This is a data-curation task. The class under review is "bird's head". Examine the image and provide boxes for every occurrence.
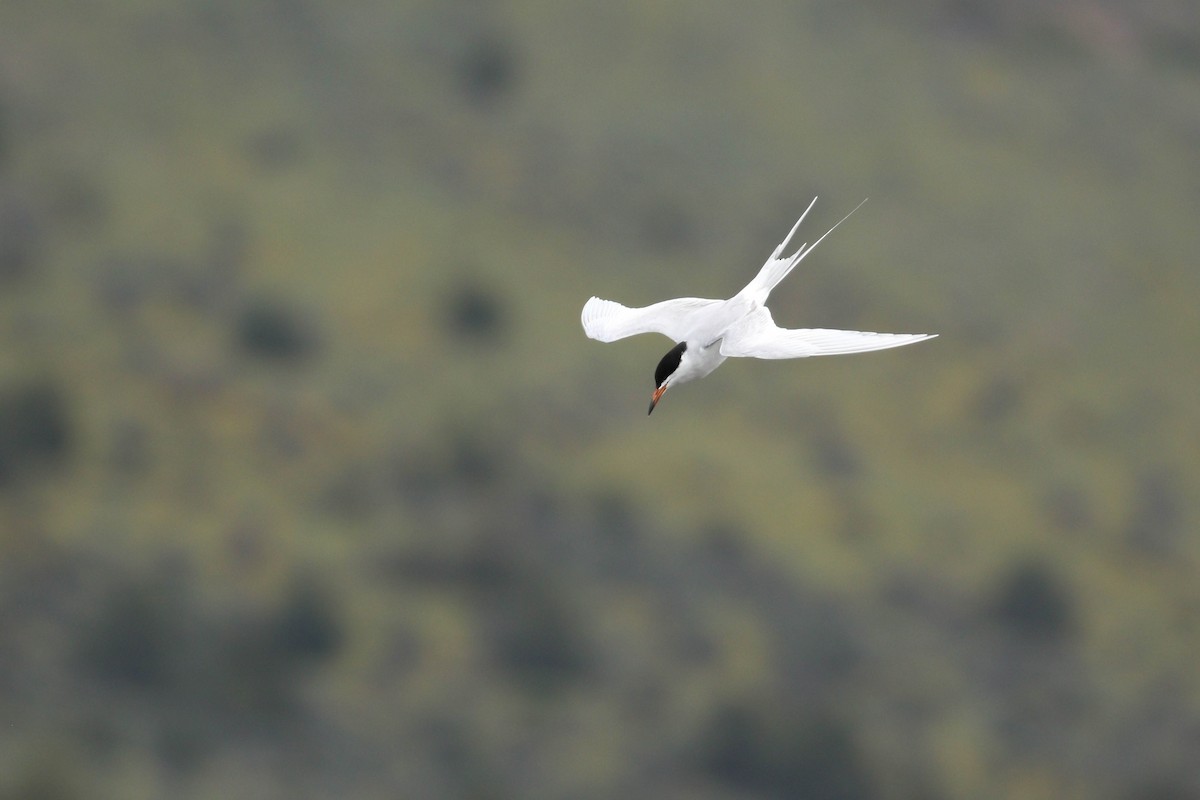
[649,342,687,415]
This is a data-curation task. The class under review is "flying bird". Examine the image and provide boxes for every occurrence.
[581,198,936,414]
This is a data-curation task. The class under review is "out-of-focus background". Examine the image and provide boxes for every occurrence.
[1,2,1198,798]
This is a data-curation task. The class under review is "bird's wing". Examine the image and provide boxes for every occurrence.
[581,296,722,343]
[719,307,936,359]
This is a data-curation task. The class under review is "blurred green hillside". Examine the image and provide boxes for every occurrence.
[1,2,1199,798]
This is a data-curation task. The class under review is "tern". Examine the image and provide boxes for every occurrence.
[581,198,937,414]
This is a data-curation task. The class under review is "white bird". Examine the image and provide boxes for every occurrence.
[581,198,937,414]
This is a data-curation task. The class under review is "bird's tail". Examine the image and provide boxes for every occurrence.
[739,198,867,303]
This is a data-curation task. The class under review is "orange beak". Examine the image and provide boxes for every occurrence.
[648,384,668,415]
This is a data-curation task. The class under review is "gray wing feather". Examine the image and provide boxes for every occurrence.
[720,307,936,359]
[581,296,722,343]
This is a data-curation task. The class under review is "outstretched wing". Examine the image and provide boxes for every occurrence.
[719,307,936,359]
[581,296,722,343]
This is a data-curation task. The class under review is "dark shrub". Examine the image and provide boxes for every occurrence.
[487,576,588,695]
[990,559,1073,641]
[0,381,73,487]
[275,575,344,663]
[235,298,318,362]
[458,34,519,108]
[74,566,319,726]
[0,194,41,285]
[809,427,861,480]
[444,279,507,344]
[77,578,181,690]
[700,701,874,800]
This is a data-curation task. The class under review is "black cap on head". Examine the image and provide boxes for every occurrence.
[654,342,687,388]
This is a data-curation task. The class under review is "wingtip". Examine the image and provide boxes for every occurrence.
[581,296,601,334]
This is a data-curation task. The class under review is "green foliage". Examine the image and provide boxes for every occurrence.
[75,563,340,726]
[483,573,589,695]
[275,573,344,663]
[989,558,1074,641]
[700,702,873,800]
[0,381,72,487]
[456,33,521,109]
[235,298,319,362]
[0,193,41,284]
[443,277,510,345]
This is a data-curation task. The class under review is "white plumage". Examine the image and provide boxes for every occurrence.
[581,198,937,413]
